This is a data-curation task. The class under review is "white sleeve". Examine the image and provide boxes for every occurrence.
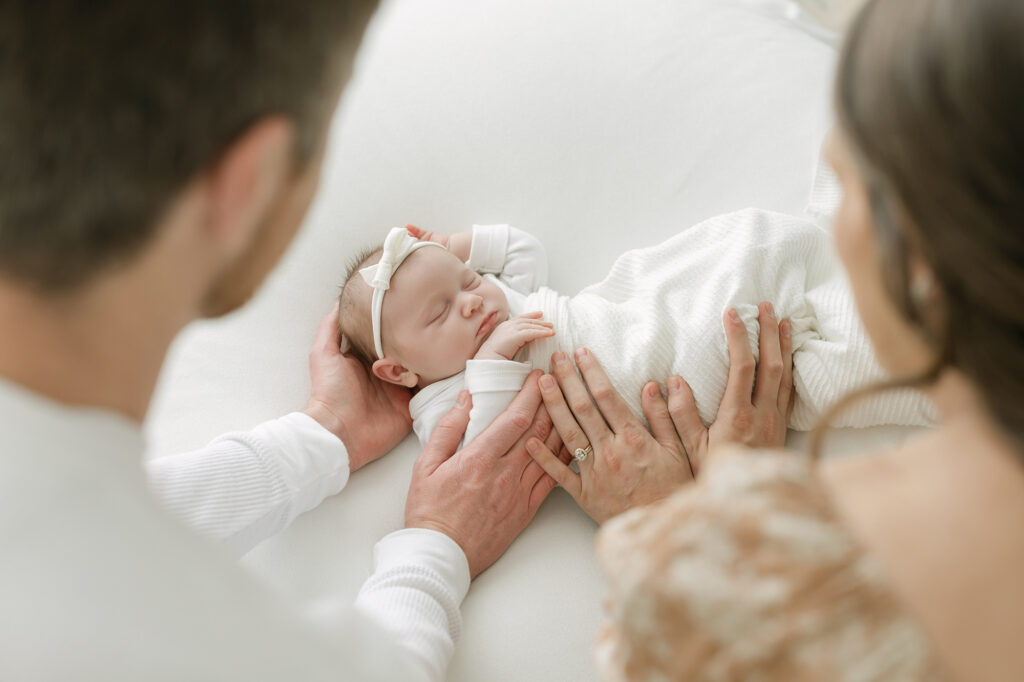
[411,361,532,448]
[352,529,471,682]
[144,412,350,556]
[146,414,472,682]
[466,223,548,294]
[462,359,533,445]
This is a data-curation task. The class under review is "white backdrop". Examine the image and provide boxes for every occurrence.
[146,1,918,679]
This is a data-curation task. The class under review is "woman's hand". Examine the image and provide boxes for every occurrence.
[667,302,794,474]
[524,348,695,524]
[524,302,794,523]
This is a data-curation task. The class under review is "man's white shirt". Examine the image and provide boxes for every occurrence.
[0,377,469,681]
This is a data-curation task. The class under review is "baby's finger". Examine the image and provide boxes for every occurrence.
[518,327,556,342]
[723,307,756,408]
[517,311,544,320]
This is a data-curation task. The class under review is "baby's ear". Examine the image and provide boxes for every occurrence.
[371,358,419,388]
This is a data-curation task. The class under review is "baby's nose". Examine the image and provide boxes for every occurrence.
[460,292,483,317]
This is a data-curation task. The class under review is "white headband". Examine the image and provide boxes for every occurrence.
[360,226,446,359]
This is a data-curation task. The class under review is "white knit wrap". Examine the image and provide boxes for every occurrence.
[524,208,936,429]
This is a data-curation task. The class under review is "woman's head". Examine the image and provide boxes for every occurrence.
[829,0,1024,448]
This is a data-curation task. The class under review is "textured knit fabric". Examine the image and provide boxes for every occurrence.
[410,211,935,444]
[524,209,935,429]
[0,376,469,682]
[595,449,947,681]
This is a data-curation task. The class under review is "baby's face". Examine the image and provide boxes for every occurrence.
[380,246,509,385]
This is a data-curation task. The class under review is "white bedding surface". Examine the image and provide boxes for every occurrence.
[145,1,921,679]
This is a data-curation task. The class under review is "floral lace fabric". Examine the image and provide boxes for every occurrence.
[595,450,946,681]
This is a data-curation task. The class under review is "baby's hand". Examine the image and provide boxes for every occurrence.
[475,312,555,361]
[405,224,449,247]
[406,224,472,262]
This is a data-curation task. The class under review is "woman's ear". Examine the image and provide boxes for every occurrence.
[372,358,419,388]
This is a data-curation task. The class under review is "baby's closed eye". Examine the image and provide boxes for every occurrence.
[429,302,448,324]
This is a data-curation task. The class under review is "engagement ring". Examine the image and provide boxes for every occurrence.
[573,445,593,462]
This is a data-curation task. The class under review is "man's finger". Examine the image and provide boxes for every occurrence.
[417,391,472,473]
[474,371,545,460]
[528,472,559,516]
[722,307,756,407]
[313,301,342,353]
[526,437,582,501]
[753,302,784,407]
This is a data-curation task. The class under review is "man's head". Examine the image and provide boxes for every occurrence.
[0,0,377,311]
[339,241,510,388]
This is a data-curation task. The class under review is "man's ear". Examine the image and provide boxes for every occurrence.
[372,358,419,388]
[203,116,294,257]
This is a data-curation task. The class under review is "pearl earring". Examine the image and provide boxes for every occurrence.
[910,275,935,308]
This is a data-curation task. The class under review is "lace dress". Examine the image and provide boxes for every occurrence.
[595,450,947,681]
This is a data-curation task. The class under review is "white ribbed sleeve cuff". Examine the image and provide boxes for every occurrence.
[464,359,533,392]
[146,412,349,555]
[354,528,471,682]
[462,359,532,445]
[467,224,511,273]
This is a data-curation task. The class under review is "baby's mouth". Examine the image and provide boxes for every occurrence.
[477,310,498,338]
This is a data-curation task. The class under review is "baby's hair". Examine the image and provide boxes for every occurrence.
[338,243,383,367]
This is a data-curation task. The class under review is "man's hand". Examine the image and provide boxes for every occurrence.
[405,224,473,262]
[405,371,564,578]
[474,312,554,361]
[303,303,413,471]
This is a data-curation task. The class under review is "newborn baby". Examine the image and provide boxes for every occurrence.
[339,212,935,446]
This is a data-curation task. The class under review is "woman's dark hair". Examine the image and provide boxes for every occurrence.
[813,0,1024,455]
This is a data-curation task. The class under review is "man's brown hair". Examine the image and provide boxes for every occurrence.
[0,0,377,292]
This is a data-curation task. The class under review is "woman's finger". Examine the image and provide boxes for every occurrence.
[666,376,707,461]
[641,382,675,446]
[574,348,637,434]
[778,319,795,417]
[722,307,756,407]
[526,437,582,501]
[753,302,784,407]
[539,373,596,465]
[549,351,612,444]
[642,382,695,477]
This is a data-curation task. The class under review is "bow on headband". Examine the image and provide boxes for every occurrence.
[360,226,446,358]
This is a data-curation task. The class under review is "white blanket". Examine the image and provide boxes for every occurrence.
[526,208,936,429]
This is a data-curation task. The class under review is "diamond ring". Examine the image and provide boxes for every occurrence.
[573,445,593,462]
